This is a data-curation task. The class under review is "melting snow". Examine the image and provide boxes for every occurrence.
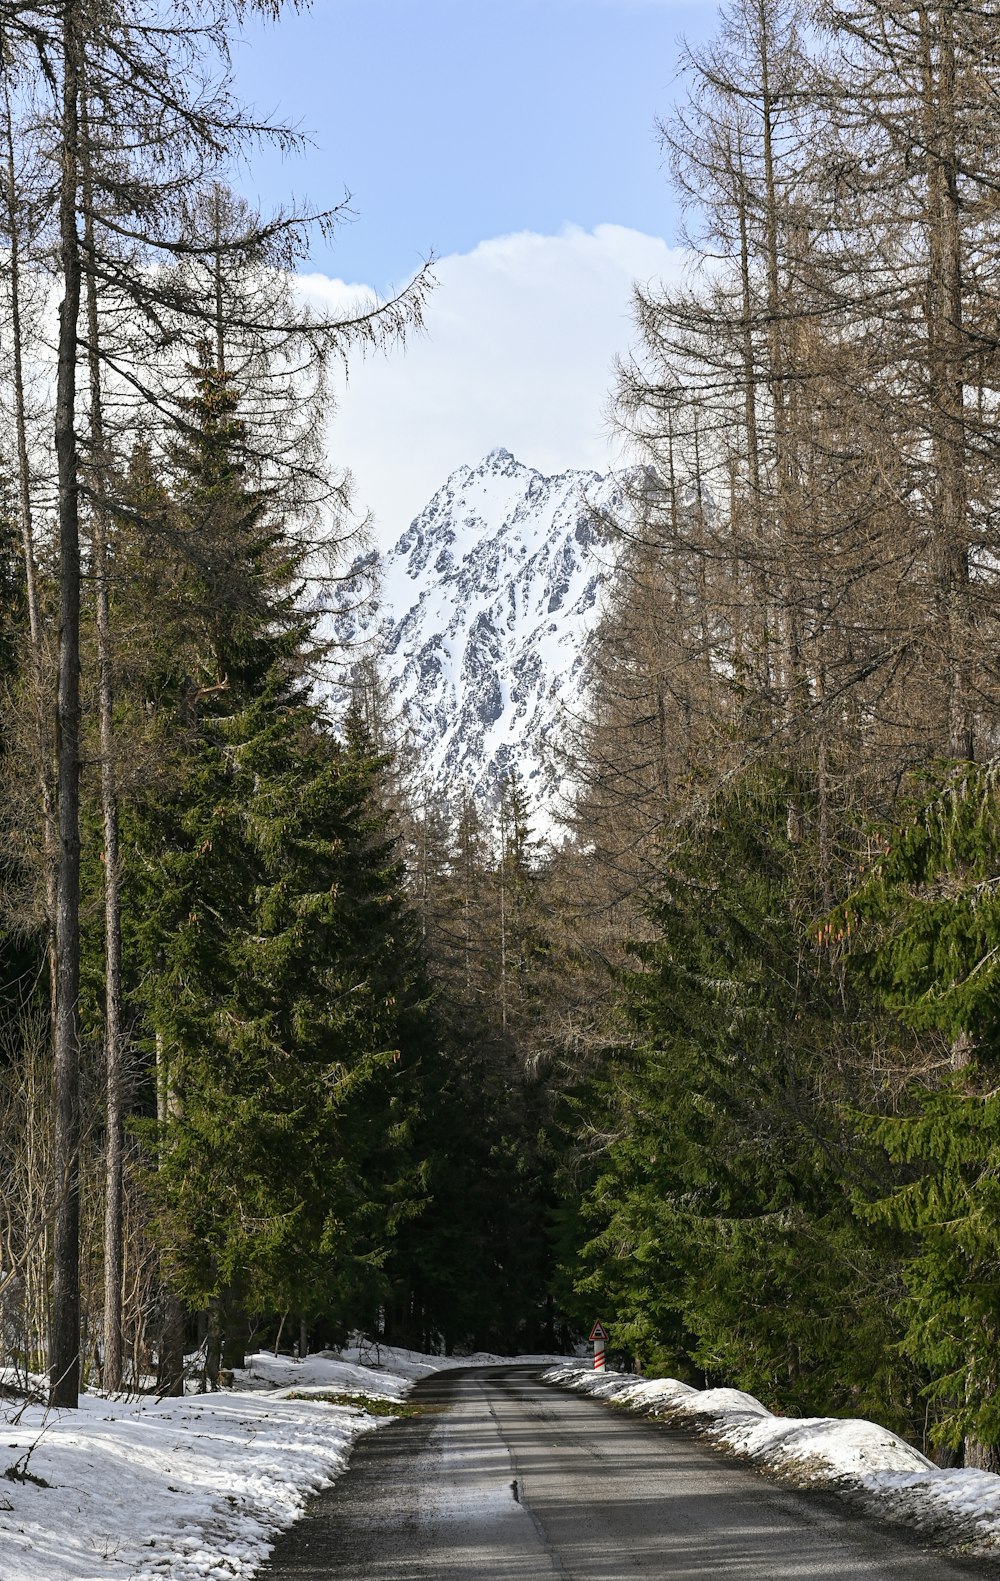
[9,1345,993,1576]
[544,1363,1000,1552]
[0,1346,566,1581]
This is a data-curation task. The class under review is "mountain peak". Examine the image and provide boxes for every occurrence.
[356,454,626,820]
[481,445,520,474]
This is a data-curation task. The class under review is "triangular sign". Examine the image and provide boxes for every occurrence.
[589,1320,609,1343]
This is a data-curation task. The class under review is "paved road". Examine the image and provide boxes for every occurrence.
[260,1366,997,1579]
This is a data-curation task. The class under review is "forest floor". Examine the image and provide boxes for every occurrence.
[0,1343,565,1581]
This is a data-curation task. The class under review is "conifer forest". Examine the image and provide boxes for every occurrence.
[5,0,1000,1487]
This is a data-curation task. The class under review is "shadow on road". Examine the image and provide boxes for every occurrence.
[258,1366,1000,1581]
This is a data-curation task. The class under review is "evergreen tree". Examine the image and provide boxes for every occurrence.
[121,364,436,1357]
[570,768,919,1427]
[841,762,1000,1465]
[134,704,433,1333]
[379,784,569,1354]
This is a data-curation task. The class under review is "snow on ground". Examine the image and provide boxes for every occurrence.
[335,1340,567,1382]
[544,1363,1000,1555]
[8,1344,996,1575]
[0,1345,566,1581]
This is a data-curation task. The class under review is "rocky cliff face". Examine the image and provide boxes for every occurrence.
[354,447,623,812]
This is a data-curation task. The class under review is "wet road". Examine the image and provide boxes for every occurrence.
[259,1366,997,1579]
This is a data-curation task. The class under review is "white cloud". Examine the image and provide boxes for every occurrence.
[298,224,690,547]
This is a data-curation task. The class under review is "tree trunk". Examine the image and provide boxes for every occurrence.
[155,1031,185,1397]
[920,4,972,760]
[50,3,83,1412]
[205,1298,222,1390]
[82,106,126,1398]
[756,0,803,833]
[3,81,58,1022]
[964,1438,1000,1473]
[734,127,771,702]
[158,1293,185,1398]
[222,1304,247,1373]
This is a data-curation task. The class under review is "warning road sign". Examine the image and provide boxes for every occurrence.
[589,1320,609,1343]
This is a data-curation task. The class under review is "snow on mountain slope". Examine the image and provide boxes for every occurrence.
[355,447,624,814]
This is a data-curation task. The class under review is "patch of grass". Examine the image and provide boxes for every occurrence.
[285,1390,423,1418]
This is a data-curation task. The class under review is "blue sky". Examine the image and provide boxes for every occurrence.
[233,0,714,286]
[230,0,715,537]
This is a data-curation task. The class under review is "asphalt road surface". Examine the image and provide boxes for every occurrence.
[259,1366,997,1580]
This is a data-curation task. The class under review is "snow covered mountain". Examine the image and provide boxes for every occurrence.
[352,447,625,814]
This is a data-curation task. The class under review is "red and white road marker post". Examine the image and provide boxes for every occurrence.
[589,1319,609,1371]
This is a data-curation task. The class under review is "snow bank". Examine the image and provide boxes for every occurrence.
[543,1363,1000,1552]
[0,1348,407,1581]
[0,1384,373,1581]
[334,1340,567,1383]
[241,1348,412,1401]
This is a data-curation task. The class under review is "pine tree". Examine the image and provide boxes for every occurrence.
[122,365,436,1357]
[841,762,1000,1465]
[571,767,919,1426]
